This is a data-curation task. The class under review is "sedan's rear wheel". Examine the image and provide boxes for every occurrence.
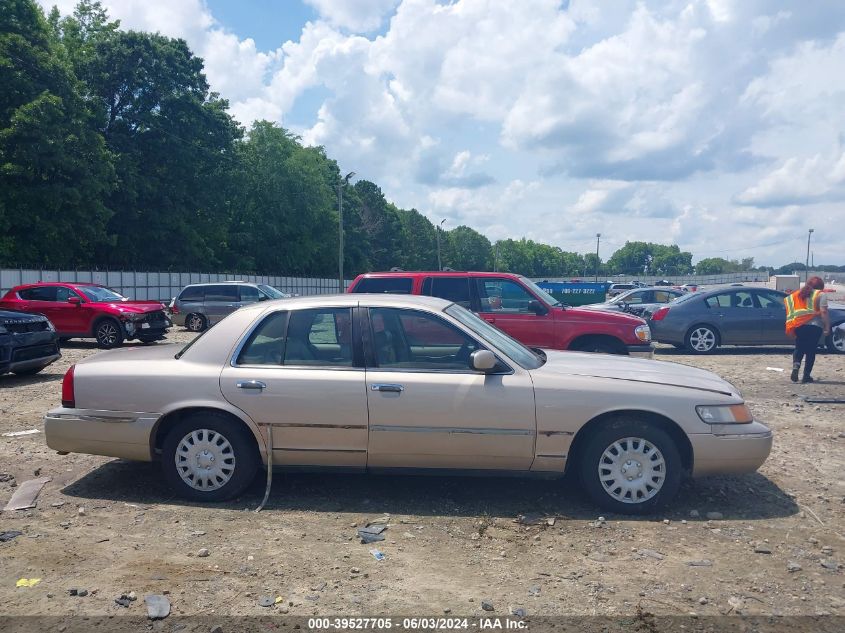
[186,313,207,332]
[161,412,258,502]
[685,325,719,354]
[580,419,682,514]
[827,323,844,354]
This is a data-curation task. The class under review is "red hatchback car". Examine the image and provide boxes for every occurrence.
[0,283,171,349]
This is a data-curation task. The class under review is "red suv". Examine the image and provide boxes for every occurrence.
[348,272,653,356]
[0,283,171,349]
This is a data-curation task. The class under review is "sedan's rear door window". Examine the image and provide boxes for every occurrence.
[236,312,288,365]
[284,308,353,366]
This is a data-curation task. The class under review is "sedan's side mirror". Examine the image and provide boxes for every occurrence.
[67,296,81,306]
[527,300,547,315]
[470,349,497,372]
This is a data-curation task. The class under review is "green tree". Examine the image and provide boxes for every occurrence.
[443,225,491,270]
[73,28,242,268]
[0,0,113,266]
[354,180,404,271]
[395,209,437,270]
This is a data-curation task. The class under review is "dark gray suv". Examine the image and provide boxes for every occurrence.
[171,282,289,332]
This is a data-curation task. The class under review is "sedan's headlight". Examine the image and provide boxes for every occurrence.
[0,324,7,335]
[696,404,753,424]
[634,324,651,342]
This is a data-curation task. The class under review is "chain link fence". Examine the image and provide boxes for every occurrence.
[0,269,350,301]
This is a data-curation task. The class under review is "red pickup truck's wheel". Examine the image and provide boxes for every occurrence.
[94,318,124,349]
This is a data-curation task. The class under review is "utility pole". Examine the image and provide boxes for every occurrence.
[436,219,446,271]
[805,228,814,282]
[594,233,601,282]
[338,171,355,292]
[494,242,499,272]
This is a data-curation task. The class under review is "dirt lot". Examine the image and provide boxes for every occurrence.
[1,331,844,620]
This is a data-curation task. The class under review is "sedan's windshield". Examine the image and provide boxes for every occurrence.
[79,286,126,302]
[445,304,544,369]
[258,284,287,299]
[518,276,562,307]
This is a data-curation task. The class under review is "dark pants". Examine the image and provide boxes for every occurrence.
[793,324,822,375]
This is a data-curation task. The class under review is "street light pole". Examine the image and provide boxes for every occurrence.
[805,228,814,282]
[338,171,355,292]
[436,219,446,271]
[594,233,601,282]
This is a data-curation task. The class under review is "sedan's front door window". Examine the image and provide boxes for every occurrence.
[369,308,479,370]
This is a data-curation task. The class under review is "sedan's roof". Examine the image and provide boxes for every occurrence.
[238,293,453,314]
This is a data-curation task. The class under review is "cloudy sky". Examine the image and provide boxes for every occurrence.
[39,0,845,265]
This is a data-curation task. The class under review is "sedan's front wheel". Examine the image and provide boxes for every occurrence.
[580,419,682,514]
[161,412,259,502]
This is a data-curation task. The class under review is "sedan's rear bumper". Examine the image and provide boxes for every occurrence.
[689,421,773,477]
[44,407,159,462]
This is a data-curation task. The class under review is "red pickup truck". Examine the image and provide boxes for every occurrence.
[348,272,653,356]
[0,283,171,349]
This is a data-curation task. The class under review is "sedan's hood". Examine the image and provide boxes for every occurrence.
[534,349,738,396]
[78,343,181,365]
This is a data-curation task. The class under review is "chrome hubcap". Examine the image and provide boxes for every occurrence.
[97,323,119,345]
[175,429,235,491]
[689,328,715,351]
[598,437,666,504]
[833,327,845,352]
[188,315,203,331]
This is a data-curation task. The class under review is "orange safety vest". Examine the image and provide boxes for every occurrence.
[784,289,821,335]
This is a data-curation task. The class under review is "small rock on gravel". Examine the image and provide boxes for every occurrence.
[481,601,494,612]
[145,594,171,620]
[686,559,713,567]
[197,548,210,558]
[258,596,274,608]
[754,545,772,554]
[787,562,802,572]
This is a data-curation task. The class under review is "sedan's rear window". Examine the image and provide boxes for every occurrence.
[352,277,413,294]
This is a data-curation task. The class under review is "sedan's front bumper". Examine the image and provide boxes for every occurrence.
[626,343,655,358]
[44,407,159,461]
[689,421,773,477]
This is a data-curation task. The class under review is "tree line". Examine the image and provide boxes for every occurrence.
[2,0,841,279]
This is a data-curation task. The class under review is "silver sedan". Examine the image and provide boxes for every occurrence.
[45,294,772,514]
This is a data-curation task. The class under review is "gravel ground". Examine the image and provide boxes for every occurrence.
[1,331,843,619]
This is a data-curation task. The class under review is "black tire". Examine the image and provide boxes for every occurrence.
[684,325,719,354]
[161,412,259,502]
[185,313,207,333]
[13,365,46,376]
[571,337,624,355]
[579,417,682,515]
[94,318,124,349]
[827,323,844,354]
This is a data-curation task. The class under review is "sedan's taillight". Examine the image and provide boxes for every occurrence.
[651,307,670,321]
[61,365,75,408]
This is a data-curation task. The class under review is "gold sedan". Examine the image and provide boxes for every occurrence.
[45,294,772,514]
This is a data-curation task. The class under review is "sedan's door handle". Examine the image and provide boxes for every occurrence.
[236,380,266,390]
[371,383,404,393]
[484,317,496,323]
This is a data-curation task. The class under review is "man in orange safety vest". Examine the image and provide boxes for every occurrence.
[785,276,831,383]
